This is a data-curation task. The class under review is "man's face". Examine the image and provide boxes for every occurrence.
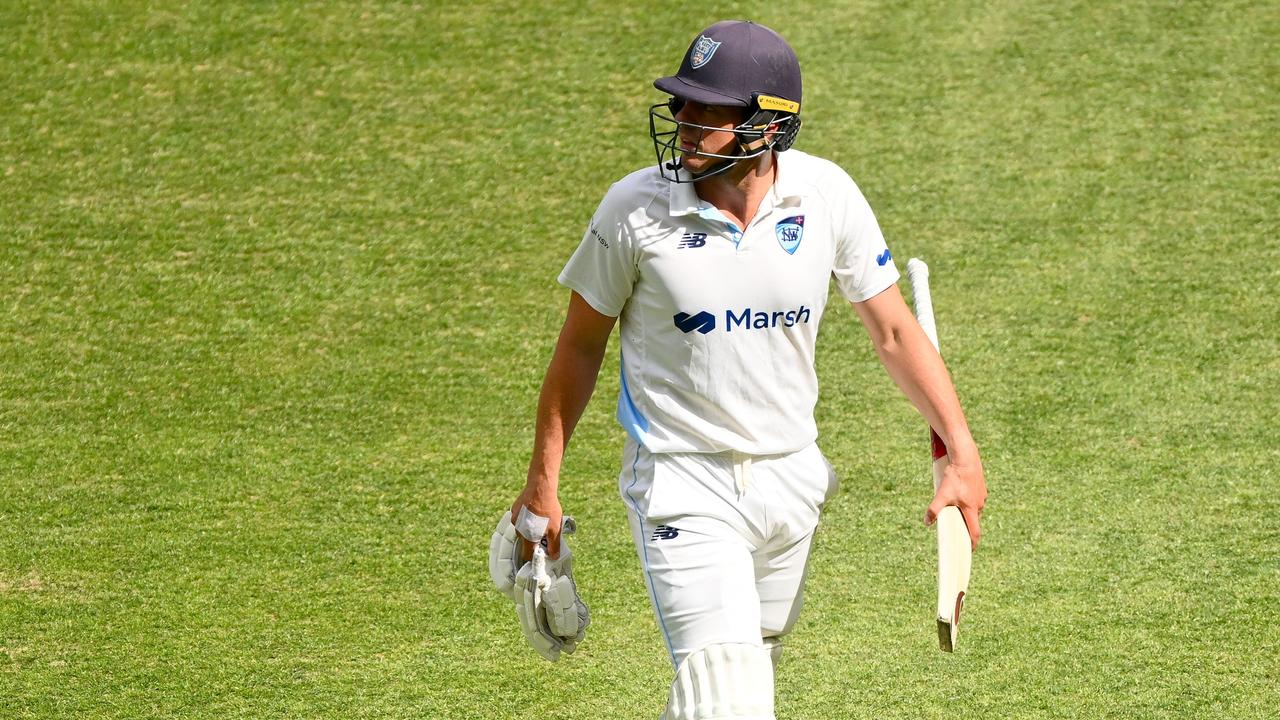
[672,99,747,172]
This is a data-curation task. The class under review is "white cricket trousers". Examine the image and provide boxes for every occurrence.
[618,438,839,669]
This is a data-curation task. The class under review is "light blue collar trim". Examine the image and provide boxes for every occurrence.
[694,203,741,235]
[667,177,742,237]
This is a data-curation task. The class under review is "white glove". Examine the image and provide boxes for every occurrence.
[488,507,556,600]
[488,511,522,601]
[539,539,590,641]
[488,510,590,661]
[515,545,587,661]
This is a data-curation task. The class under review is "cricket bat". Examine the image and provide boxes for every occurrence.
[906,258,972,653]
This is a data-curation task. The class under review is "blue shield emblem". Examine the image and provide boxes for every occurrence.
[690,36,721,69]
[775,215,805,255]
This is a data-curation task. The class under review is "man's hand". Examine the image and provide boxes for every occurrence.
[926,459,987,550]
[511,486,563,561]
[852,284,988,551]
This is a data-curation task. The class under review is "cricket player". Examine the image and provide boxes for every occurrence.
[490,20,987,719]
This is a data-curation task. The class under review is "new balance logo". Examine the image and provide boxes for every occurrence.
[678,232,707,249]
[876,248,892,266]
[673,310,716,334]
[651,525,680,541]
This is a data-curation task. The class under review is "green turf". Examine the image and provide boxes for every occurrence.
[1,1,1276,718]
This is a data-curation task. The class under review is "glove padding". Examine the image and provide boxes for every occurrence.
[488,511,523,601]
[488,511,590,661]
[514,544,590,661]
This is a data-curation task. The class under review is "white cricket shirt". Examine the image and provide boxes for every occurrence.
[559,149,899,455]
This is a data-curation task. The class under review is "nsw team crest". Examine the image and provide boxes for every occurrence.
[775,215,804,255]
[690,36,721,69]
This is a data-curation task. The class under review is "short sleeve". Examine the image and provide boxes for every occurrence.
[556,186,638,317]
[830,173,900,302]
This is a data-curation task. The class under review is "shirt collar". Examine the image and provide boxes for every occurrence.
[770,150,806,206]
[668,177,702,217]
[666,151,806,217]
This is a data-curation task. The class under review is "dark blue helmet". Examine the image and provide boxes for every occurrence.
[649,21,803,183]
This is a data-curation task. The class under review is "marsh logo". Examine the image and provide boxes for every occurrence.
[776,215,804,255]
[690,36,721,69]
[727,306,811,331]
[674,306,812,334]
[673,310,716,334]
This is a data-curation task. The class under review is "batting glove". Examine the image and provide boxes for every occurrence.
[488,511,590,661]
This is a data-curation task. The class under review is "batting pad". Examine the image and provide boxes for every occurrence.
[762,636,783,673]
[662,643,774,720]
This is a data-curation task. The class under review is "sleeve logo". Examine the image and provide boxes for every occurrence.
[589,222,609,249]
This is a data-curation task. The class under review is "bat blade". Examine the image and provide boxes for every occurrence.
[933,452,971,652]
[908,258,973,653]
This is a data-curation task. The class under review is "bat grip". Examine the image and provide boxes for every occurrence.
[906,258,939,350]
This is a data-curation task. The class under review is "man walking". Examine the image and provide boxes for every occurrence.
[492,20,987,719]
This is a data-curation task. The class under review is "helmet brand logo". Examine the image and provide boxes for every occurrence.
[775,215,805,255]
[757,94,800,114]
[689,35,721,69]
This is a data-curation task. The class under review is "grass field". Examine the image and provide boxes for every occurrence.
[1,1,1277,718]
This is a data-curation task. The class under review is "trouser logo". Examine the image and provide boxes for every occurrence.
[651,525,680,541]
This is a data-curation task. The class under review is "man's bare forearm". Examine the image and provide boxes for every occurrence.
[525,336,609,491]
[524,292,617,493]
[871,319,977,461]
[852,286,977,464]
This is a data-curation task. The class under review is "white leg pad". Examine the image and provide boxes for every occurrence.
[661,643,775,720]
[762,636,783,673]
